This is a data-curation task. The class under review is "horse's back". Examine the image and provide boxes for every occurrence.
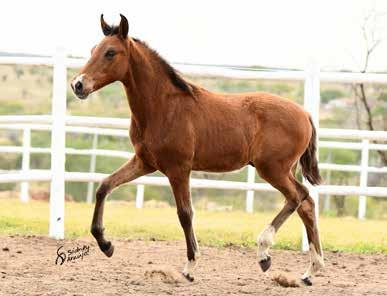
[191,90,312,172]
[196,90,311,141]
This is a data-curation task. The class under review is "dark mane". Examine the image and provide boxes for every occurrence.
[132,38,196,96]
[109,26,195,97]
[106,30,196,97]
[109,26,196,97]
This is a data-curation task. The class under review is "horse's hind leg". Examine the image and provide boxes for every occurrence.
[91,155,155,257]
[256,168,302,273]
[297,195,324,285]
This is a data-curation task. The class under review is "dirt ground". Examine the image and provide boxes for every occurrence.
[0,236,386,296]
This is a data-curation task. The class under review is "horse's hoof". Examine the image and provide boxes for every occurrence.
[259,256,271,272]
[104,244,114,257]
[301,276,313,286]
[100,241,115,257]
[182,272,194,282]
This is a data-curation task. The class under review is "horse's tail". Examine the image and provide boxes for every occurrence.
[300,116,322,185]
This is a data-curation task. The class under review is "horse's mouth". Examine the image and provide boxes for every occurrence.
[75,92,89,100]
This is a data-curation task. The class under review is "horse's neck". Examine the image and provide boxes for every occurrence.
[122,42,171,129]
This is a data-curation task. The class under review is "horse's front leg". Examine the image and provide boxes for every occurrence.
[167,169,199,282]
[91,155,155,257]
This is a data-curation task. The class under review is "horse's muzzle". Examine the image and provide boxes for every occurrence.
[71,75,89,100]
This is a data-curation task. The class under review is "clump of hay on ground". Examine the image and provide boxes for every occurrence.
[272,272,300,288]
[144,265,186,284]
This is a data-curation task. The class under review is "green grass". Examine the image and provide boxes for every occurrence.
[0,198,386,253]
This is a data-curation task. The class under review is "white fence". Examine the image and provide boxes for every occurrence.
[1,51,387,250]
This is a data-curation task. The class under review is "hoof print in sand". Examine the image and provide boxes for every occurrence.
[272,272,300,288]
[144,266,188,284]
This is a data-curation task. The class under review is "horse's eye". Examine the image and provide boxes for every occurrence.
[105,50,116,60]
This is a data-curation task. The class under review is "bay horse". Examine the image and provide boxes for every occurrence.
[71,14,324,285]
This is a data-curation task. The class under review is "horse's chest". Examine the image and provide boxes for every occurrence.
[130,133,155,166]
[129,123,154,165]
[132,142,155,165]
[130,119,194,169]
[129,131,170,170]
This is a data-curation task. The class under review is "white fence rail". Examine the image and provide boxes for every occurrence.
[1,117,386,199]
[1,53,387,249]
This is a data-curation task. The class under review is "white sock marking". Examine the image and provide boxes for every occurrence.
[257,224,275,261]
[183,251,200,276]
[302,243,324,279]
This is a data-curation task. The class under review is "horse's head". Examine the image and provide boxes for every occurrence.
[71,14,130,99]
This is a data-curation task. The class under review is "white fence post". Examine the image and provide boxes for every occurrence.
[358,139,369,219]
[86,133,98,204]
[20,127,31,202]
[302,60,320,252]
[323,152,332,212]
[49,46,67,239]
[246,165,255,213]
[135,184,145,208]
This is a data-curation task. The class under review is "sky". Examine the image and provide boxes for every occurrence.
[1,0,387,71]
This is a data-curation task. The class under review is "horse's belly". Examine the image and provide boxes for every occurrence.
[192,144,249,172]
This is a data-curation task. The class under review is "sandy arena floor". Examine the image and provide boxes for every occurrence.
[0,235,386,296]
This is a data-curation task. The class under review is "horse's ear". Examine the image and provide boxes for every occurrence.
[100,14,112,36]
[118,14,129,39]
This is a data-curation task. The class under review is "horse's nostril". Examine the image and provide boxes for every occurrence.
[75,81,83,92]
